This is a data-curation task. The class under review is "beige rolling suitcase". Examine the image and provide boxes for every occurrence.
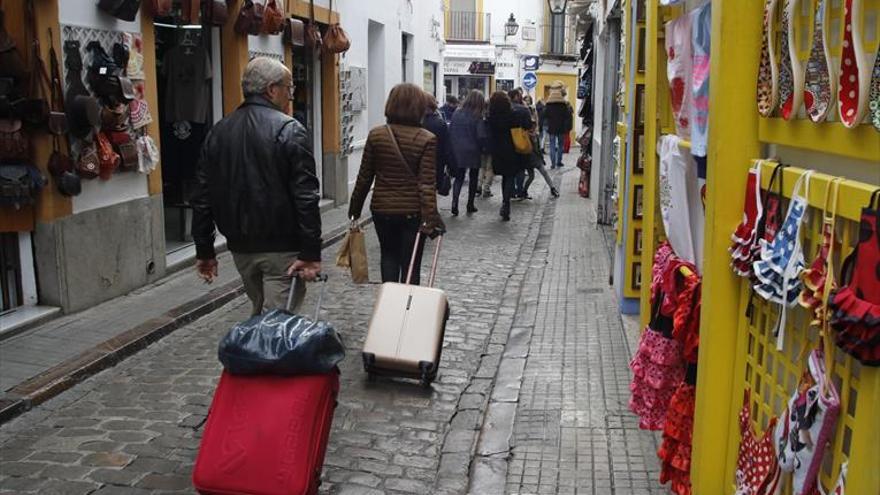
[362,233,449,386]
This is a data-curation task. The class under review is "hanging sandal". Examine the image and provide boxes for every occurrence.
[757,0,780,117]
[839,0,878,127]
[805,0,835,122]
[779,0,798,120]
[869,44,880,131]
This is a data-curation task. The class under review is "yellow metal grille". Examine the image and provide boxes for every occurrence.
[735,162,878,493]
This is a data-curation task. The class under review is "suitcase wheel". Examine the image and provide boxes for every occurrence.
[418,361,435,388]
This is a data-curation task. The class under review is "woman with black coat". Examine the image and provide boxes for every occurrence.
[486,91,530,221]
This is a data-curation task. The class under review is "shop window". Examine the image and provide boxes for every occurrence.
[550,12,566,54]
[424,61,438,96]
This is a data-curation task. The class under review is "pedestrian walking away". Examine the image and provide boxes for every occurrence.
[423,92,455,199]
[191,57,322,317]
[523,94,560,199]
[544,81,574,169]
[449,89,487,215]
[536,97,547,152]
[509,89,536,201]
[487,91,530,222]
[439,94,459,124]
[349,83,446,285]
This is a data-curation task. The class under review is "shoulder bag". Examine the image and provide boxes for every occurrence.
[0,163,45,209]
[262,0,285,35]
[511,127,533,155]
[305,0,322,50]
[235,0,264,36]
[323,0,350,54]
[77,141,100,179]
[204,0,230,26]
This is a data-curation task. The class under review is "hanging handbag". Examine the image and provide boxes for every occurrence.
[234,0,264,36]
[0,119,29,162]
[101,102,129,131]
[95,131,120,180]
[107,130,138,172]
[77,142,100,179]
[136,135,159,174]
[305,0,322,50]
[323,0,349,54]
[774,346,840,495]
[47,32,68,136]
[262,0,285,35]
[150,0,173,16]
[97,0,141,22]
[204,0,230,26]
[0,163,45,209]
[0,9,28,89]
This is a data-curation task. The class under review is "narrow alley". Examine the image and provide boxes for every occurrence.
[0,165,660,495]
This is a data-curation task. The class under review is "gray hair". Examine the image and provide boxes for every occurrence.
[241,57,291,97]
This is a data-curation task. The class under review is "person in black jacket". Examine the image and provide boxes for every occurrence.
[191,57,322,316]
[544,82,574,169]
[487,91,531,221]
[423,93,454,206]
[509,88,535,199]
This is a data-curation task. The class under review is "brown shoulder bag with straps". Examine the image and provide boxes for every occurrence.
[323,0,349,54]
[235,0,264,35]
[305,0,322,50]
[262,0,285,35]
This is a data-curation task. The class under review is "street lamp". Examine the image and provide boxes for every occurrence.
[547,0,569,14]
[505,13,520,37]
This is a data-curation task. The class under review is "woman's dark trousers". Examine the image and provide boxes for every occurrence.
[372,213,426,285]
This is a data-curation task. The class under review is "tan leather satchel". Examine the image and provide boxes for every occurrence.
[323,0,349,54]
[261,0,285,35]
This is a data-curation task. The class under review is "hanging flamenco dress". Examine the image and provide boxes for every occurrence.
[758,0,781,117]
[799,179,843,324]
[657,259,701,495]
[731,163,765,277]
[754,170,814,350]
[630,243,686,431]
[829,190,880,366]
[734,390,783,495]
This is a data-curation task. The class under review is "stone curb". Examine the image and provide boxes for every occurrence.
[0,217,372,426]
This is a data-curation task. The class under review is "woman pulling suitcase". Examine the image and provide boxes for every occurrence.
[348,83,446,285]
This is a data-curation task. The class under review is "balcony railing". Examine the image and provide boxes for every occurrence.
[445,11,491,42]
[540,21,579,58]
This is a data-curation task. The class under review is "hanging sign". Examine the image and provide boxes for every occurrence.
[468,61,496,75]
[522,72,538,90]
[522,55,540,71]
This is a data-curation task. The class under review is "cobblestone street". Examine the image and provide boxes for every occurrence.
[0,165,660,494]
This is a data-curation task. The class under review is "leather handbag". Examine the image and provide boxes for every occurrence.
[204,0,230,26]
[150,0,173,16]
[101,102,129,131]
[107,131,137,172]
[323,0,349,54]
[262,0,285,35]
[235,0,264,36]
[0,9,28,89]
[283,17,306,47]
[511,127,533,155]
[76,142,100,179]
[95,131,120,180]
[47,35,68,136]
[305,0,322,50]
[0,119,28,162]
[0,163,45,209]
[97,0,141,22]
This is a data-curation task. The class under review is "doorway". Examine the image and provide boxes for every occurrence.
[368,21,386,130]
[153,10,223,255]
[291,45,324,194]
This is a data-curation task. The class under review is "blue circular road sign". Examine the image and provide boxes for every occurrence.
[523,72,538,90]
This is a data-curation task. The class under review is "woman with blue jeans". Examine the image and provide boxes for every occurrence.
[542,83,573,169]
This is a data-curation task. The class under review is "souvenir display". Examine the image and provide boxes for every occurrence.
[805,0,835,122]
[757,0,780,117]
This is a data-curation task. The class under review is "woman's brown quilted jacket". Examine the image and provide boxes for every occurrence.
[348,124,443,230]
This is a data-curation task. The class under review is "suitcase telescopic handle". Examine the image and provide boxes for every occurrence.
[404,232,443,288]
[287,273,328,321]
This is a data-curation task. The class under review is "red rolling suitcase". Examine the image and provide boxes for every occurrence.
[192,370,339,495]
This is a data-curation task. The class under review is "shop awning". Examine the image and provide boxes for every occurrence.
[444,44,496,62]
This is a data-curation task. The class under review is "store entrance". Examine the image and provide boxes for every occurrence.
[291,45,323,195]
[444,75,489,100]
[153,10,222,256]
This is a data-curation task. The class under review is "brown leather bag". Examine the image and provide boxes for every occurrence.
[234,0,264,35]
[95,131,120,180]
[283,18,305,47]
[305,0,322,50]
[0,119,28,161]
[77,142,100,179]
[204,0,230,26]
[262,0,285,35]
[150,0,173,16]
[323,0,349,54]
